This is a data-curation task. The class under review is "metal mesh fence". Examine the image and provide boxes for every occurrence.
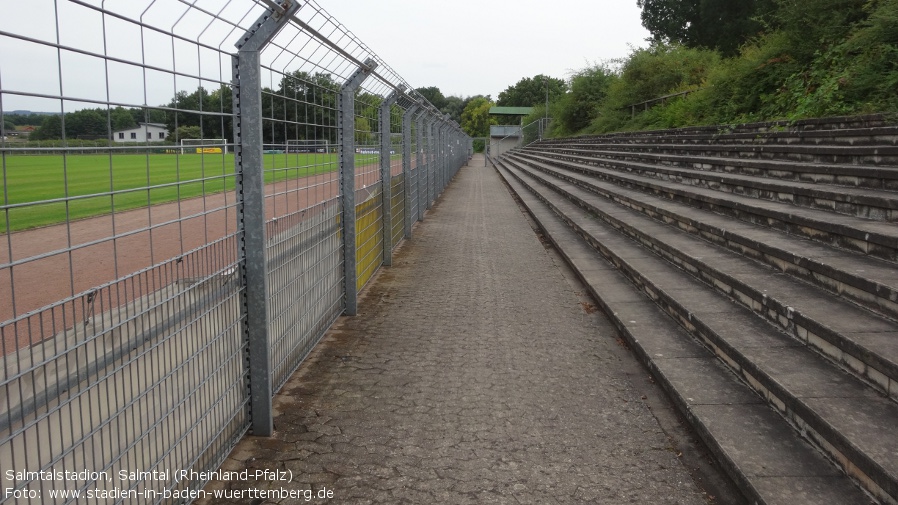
[353,86,384,293]
[0,0,469,503]
[389,131,405,250]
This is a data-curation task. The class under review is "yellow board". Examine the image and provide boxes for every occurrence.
[195,147,223,154]
[355,195,383,292]
[390,176,406,249]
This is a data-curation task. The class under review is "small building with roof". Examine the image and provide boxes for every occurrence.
[112,122,168,143]
[488,106,533,157]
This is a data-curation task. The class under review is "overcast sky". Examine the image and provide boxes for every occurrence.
[324,0,651,99]
[0,0,650,112]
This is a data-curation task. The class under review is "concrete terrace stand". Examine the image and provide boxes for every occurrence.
[493,114,898,505]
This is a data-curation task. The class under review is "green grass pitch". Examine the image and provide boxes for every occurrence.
[0,152,378,233]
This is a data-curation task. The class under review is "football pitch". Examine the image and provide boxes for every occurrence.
[0,152,376,233]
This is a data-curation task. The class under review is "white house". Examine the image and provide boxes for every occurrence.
[113,122,168,143]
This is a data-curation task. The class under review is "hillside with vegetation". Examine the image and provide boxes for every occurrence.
[9,1,894,149]
[522,0,898,136]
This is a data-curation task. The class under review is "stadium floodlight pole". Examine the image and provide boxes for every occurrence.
[233,0,301,437]
[379,85,404,267]
[339,57,378,316]
[402,102,419,238]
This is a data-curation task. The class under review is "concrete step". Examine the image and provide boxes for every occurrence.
[504,151,898,262]
[538,126,898,148]
[533,142,898,178]
[493,155,897,505]
[541,141,898,166]
[530,145,898,190]
[520,148,898,221]
[538,114,894,144]
[493,157,883,505]
[502,153,898,401]
[504,152,898,323]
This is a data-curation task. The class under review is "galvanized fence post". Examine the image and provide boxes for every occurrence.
[339,58,377,316]
[449,126,457,182]
[415,111,426,221]
[379,88,403,267]
[443,116,451,191]
[438,117,448,194]
[423,114,431,212]
[456,130,462,172]
[402,104,419,238]
[427,116,437,210]
[436,119,443,195]
[439,118,446,195]
[233,0,301,437]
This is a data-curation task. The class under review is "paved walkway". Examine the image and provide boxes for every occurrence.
[200,155,708,504]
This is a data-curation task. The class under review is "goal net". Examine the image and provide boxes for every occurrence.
[180,138,228,154]
[286,139,330,153]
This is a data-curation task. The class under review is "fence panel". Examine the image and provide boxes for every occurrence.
[0,0,253,501]
[1,0,470,502]
[252,3,348,396]
[403,108,420,237]
[353,85,386,292]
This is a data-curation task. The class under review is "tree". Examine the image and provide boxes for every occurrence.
[110,107,137,131]
[166,89,204,138]
[4,114,38,126]
[637,0,774,56]
[415,86,447,110]
[130,106,167,126]
[440,96,465,124]
[263,71,339,145]
[696,0,773,56]
[164,85,235,141]
[460,96,495,153]
[64,109,106,138]
[31,114,62,140]
[354,91,382,146]
[608,44,719,107]
[770,0,867,59]
[497,75,566,107]
[637,0,696,47]
[555,65,617,134]
[460,96,495,137]
[172,125,202,142]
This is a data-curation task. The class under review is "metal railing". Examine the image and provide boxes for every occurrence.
[626,89,701,118]
[489,125,522,137]
[488,119,549,157]
[0,1,471,503]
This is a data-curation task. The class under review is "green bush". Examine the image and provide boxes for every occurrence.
[542,0,898,137]
[553,65,616,135]
[575,44,719,133]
